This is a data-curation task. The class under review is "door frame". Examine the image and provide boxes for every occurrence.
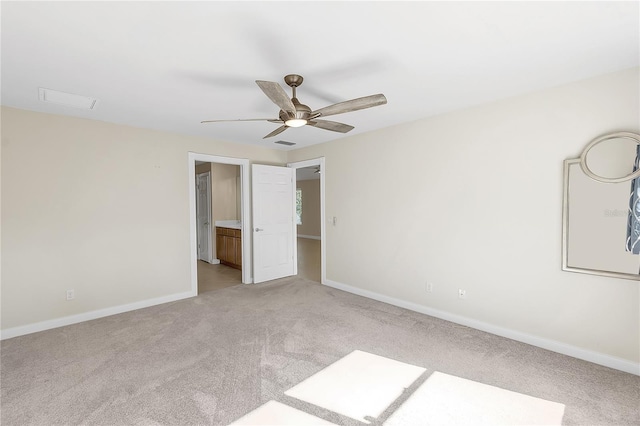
[188,153,251,292]
[196,171,212,263]
[287,157,326,284]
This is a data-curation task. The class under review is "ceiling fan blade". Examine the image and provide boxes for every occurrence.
[200,118,280,124]
[311,94,387,118]
[255,80,296,114]
[263,125,288,139]
[307,119,354,134]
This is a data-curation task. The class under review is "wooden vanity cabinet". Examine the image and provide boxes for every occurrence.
[216,227,242,270]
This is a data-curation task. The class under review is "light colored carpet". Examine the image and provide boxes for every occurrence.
[1,277,639,425]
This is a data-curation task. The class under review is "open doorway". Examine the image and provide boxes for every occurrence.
[189,153,251,295]
[195,161,242,293]
[289,158,326,284]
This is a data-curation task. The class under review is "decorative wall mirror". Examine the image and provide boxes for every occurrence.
[562,132,640,280]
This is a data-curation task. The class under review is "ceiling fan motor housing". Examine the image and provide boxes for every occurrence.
[280,97,311,122]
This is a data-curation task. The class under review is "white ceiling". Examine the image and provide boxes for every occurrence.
[2,1,638,150]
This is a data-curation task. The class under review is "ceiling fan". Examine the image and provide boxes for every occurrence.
[201,74,387,139]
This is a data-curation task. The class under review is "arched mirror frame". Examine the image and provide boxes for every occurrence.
[562,132,640,281]
[579,131,640,183]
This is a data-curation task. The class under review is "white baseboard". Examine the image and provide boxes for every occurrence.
[324,279,639,376]
[297,234,321,240]
[0,290,196,341]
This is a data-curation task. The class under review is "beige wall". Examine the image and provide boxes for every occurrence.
[2,68,639,368]
[296,179,321,237]
[1,107,286,330]
[211,163,240,223]
[287,68,640,364]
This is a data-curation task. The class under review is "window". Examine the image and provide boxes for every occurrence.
[296,188,302,225]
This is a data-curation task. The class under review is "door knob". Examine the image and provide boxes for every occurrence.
[255,228,264,232]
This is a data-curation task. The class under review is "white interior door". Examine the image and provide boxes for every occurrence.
[196,172,211,262]
[252,164,295,283]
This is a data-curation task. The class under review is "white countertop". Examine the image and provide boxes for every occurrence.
[215,220,242,230]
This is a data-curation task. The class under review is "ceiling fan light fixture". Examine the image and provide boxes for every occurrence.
[285,118,307,128]
[201,74,387,140]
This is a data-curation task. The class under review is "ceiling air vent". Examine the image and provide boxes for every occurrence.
[38,88,98,110]
[274,140,296,146]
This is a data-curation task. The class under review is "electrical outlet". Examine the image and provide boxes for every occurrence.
[66,289,75,301]
[458,289,466,299]
[426,282,433,293]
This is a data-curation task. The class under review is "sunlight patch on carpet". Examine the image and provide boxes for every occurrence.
[284,350,426,423]
[228,400,337,426]
[384,371,565,426]
[229,351,565,425]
